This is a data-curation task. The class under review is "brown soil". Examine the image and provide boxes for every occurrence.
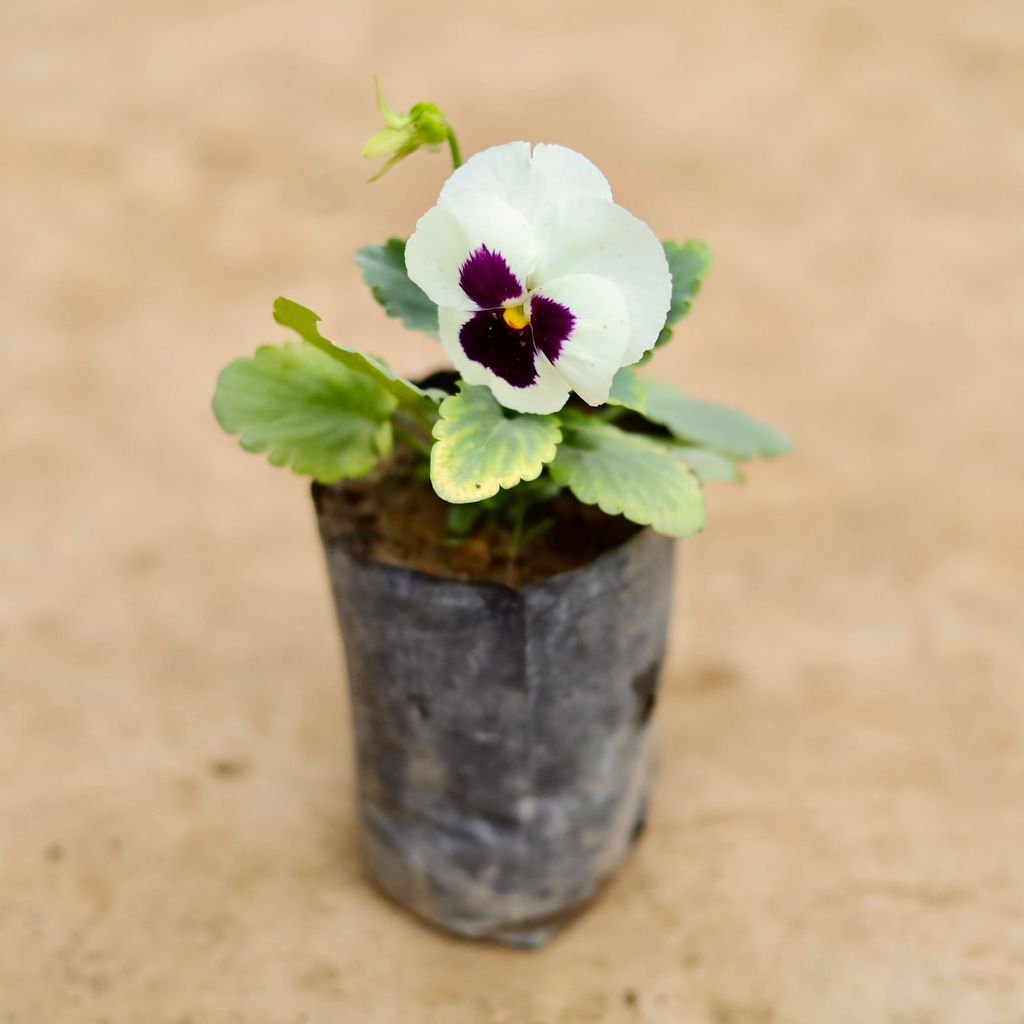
[313,452,639,587]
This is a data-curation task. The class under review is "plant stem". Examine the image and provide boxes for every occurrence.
[505,500,527,586]
[392,420,432,458]
[598,405,628,424]
[447,130,463,170]
[409,399,440,435]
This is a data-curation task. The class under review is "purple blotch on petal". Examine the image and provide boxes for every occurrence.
[459,310,538,388]
[530,295,576,363]
[459,245,523,309]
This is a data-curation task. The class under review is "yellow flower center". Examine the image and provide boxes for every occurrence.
[502,304,530,331]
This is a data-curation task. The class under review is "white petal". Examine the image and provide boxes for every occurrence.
[527,144,612,213]
[440,141,532,213]
[529,274,631,406]
[532,198,671,365]
[440,142,612,221]
[483,353,572,415]
[405,192,537,311]
[438,306,571,415]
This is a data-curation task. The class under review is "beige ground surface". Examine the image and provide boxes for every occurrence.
[3,0,1023,1021]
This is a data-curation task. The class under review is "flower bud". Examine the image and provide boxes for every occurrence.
[362,78,458,181]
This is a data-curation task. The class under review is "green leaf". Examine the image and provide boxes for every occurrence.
[550,413,705,539]
[212,342,396,483]
[273,297,440,411]
[641,379,792,459]
[354,239,439,337]
[646,240,713,355]
[446,503,486,537]
[664,240,713,326]
[430,384,562,504]
[674,445,744,483]
[607,366,646,413]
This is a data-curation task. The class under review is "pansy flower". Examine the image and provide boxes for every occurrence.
[405,142,672,414]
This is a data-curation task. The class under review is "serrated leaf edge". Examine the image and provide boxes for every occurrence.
[550,419,706,539]
[429,387,563,503]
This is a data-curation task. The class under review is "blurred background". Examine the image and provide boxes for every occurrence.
[2,0,1023,1020]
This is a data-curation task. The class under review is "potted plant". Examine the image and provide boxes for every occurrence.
[212,83,790,948]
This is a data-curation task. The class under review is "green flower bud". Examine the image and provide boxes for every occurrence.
[361,78,461,181]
